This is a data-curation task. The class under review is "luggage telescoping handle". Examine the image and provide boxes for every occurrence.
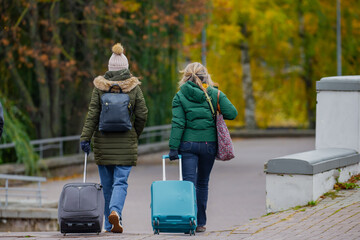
[162,155,183,181]
[83,153,88,183]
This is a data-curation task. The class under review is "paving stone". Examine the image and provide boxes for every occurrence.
[1,173,359,239]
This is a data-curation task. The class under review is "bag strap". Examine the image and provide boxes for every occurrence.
[202,89,216,120]
[217,90,221,114]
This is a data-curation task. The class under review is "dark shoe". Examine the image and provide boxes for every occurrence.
[109,211,123,233]
[196,226,206,232]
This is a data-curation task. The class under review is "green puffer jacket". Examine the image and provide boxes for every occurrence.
[169,81,238,149]
[80,69,148,166]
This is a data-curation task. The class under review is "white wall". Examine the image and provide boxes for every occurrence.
[316,91,360,151]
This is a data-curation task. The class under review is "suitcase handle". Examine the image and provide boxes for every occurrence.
[162,155,182,181]
[83,153,88,183]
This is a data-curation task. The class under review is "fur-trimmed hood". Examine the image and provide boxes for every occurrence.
[93,75,141,93]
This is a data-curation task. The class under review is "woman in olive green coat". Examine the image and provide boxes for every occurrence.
[80,43,148,233]
[168,62,237,232]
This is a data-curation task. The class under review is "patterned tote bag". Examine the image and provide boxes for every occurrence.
[204,89,235,161]
[215,90,235,161]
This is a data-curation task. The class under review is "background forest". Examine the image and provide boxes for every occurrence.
[1,0,360,172]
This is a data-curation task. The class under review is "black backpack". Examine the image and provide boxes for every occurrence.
[99,84,132,132]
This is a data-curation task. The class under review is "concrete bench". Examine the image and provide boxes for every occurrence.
[264,148,360,213]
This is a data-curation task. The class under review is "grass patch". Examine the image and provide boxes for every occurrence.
[333,173,360,190]
[292,205,306,212]
[307,200,317,207]
[322,190,342,200]
[293,205,302,210]
[348,174,360,183]
[334,182,359,190]
[262,212,275,217]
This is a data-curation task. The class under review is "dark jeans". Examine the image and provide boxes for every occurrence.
[179,141,217,227]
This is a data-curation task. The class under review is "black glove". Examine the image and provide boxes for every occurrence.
[81,141,91,155]
[169,149,179,161]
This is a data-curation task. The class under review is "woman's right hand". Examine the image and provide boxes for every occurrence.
[81,141,91,155]
[169,149,179,161]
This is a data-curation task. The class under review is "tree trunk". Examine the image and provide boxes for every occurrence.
[298,0,316,129]
[78,0,96,134]
[50,1,61,136]
[29,0,52,138]
[62,0,82,136]
[240,24,257,129]
[6,49,36,114]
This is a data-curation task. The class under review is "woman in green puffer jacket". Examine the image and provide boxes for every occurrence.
[168,62,238,233]
[80,43,148,233]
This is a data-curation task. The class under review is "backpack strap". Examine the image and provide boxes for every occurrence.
[108,83,123,93]
[128,102,133,117]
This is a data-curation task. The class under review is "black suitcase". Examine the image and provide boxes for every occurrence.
[58,153,104,235]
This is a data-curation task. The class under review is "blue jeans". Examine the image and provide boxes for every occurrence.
[179,141,217,227]
[98,165,132,231]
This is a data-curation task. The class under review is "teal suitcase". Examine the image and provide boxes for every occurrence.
[151,155,197,235]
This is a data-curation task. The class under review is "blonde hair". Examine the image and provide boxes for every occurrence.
[179,62,214,90]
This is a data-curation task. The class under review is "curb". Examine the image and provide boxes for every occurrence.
[231,129,315,138]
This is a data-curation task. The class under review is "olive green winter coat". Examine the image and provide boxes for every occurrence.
[81,69,148,166]
[169,81,238,149]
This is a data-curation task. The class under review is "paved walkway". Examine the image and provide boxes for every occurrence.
[16,137,316,233]
[229,187,360,240]
[1,186,359,239]
[1,137,360,239]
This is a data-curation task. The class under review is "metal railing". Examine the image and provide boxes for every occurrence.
[0,174,46,208]
[139,124,171,143]
[0,125,172,159]
[0,125,171,208]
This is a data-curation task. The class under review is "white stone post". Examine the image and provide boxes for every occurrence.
[316,76,360,152]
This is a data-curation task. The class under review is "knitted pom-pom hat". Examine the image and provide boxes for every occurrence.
[108,43,129,71]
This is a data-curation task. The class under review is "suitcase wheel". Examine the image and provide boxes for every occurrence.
[185,230,195,236]
[152,218,160,226]
[153,218,160,235]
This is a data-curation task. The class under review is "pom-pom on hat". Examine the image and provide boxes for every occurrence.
[108,43,129,71]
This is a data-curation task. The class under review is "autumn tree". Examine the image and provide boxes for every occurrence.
[0,0,207,171]
[184,0,360,129]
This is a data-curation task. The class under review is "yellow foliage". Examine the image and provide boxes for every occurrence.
[304,13,318,35]
[181,0,360,128]
[122,0,141,12]
[183,0,360,128]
